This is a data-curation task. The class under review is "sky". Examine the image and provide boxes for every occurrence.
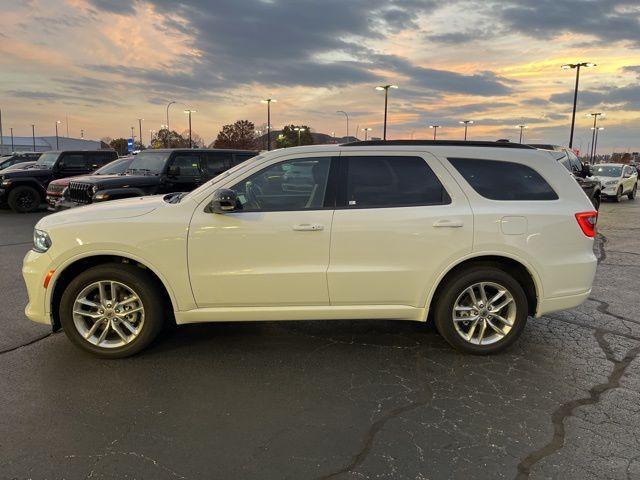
[0,0,639,153]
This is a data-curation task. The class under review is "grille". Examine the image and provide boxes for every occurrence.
[68,181,94,204]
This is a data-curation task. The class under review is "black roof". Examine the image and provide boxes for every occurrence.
[147,148,258,153]
[341,140,535,149]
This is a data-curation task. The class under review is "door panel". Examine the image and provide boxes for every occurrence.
[328,153,473,307]
[188,155,335,308]
[163,153,203,192]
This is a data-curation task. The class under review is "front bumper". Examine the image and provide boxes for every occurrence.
[601,184,619,197]
[46,195,79,212]
[22,249,54,326]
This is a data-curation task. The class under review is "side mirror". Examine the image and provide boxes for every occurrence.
[209,188,238,214]
[168,165,180,177]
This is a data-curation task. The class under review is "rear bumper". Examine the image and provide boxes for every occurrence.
[536,289,591,317]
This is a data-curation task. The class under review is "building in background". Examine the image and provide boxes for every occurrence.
[0,136,108,155]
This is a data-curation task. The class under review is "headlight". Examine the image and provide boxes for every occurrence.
[1,179,11,187]
[33,229,52,253]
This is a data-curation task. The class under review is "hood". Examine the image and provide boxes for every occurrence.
[1,166,51,179]
[37,194,166,229]
[71,173,162,188]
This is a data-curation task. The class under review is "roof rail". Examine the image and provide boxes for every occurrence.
[341,140,535,149]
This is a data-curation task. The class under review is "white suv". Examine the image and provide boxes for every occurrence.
[592,163,637,202]
[23,141,598,357]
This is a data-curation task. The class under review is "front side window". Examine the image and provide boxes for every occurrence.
[171,154,201,176]
[230,157,331,211]
[127,151,171,175]
[345,156,450,208]
[203,152,229,176]
[449,158,558,201]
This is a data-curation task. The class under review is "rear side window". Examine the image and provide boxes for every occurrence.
[448,158,558,201]
[345,156,450,208]
[203,152,230,176]
[171,154,201,176]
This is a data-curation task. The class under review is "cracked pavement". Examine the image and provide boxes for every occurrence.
[1,200,639,480]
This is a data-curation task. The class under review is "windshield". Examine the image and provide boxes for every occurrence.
[593,165,622,177]
[96,157,133,175]
[126,151,171,175]
[35,152,61,168]
[178,153,265,202]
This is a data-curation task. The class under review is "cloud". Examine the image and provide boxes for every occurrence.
[549,84,640,110]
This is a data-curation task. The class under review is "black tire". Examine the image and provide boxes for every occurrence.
[614,186,623,202]
[7,185,41,213]
[591,192,601,210]
[628,184,637,200]
[433,266,528,355]
[59,264,166,358]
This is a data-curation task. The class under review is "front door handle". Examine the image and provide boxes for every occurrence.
[292,223,324,231]
[433,219,463,228]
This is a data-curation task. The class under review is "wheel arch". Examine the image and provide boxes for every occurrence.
[49,254,176,331]
[426,254,540,321]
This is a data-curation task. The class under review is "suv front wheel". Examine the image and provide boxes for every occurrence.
[8,185,41,213]
[433,266,528,354]
[59,264,166,358]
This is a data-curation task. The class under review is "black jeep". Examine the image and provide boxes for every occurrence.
[66,149,257,205]
[0,150,118,212]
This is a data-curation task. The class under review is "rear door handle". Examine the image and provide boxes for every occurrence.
[292,223,324,231]
[433,219,464,228]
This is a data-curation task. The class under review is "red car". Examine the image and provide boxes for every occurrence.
[46,156,134,211]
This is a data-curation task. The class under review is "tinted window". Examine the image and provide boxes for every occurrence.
[230,157,331,211]
[127,151,171,174]
[61,154,85,169]
[171,154,201,176]
[345,156,450,208]
[449,158,558,201]
[233,153,255,165]
[203,152,229,176]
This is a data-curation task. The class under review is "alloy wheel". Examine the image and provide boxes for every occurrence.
[452,282,516,346]
[72,280,145,348]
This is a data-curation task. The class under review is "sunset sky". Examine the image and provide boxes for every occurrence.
[1,0,639,153]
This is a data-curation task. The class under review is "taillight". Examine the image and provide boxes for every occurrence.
[575,211,598,237]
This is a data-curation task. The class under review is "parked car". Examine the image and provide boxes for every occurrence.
[46,156,134,211]
[24,140,598,358]
[0,152,42,171]
[529,144,601,209]
[0,150,117,212]
[66,148,257,205]
[591,163,638,202]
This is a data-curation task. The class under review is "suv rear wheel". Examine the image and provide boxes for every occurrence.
[433,266,528,354]
[59,264,166,358]
[8,185,41,213]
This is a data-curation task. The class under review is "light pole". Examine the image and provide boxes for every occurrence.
[331,131,336,143]
[429,125,440,140]
[459,120,474,140]
[375,84,398,140]
[262,98,276,151]
[31,124,36,151]
[562,62,596,148]
[0,108,3,152]
[591,126,604,162]
[10,127,14,151]
[294,126,306,146]
[137,118,144,147]
[80,129,84,139]
[184,109,196,148]
[336,110,349,139]
[130,126,135,141]
[166,101,176,131]
[361,127,372,141]
[516,124,528,143]
[587,112,604,163]
[55,120,61,149]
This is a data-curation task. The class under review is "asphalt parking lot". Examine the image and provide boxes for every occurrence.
[1,200,639,480]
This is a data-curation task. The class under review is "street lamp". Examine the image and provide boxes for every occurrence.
[375,84,398,140]
[293,126,307,146]
[137,118,144,147]
[591,126,604,162]
[80,129,84,139]
[516,124,528,143]
[587,112,604,162]
[130,126,135,141]
[459,120,474,141]
[429,125,441,140]
[10,127,14,151]
[184,109,196,148]
[336,110,349,139]
[562,62,596,149]
[262,98,276,151]
[166,101,176,131]
[361,127,372,141]
[31,124,36,151]
[55,120,61,149]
